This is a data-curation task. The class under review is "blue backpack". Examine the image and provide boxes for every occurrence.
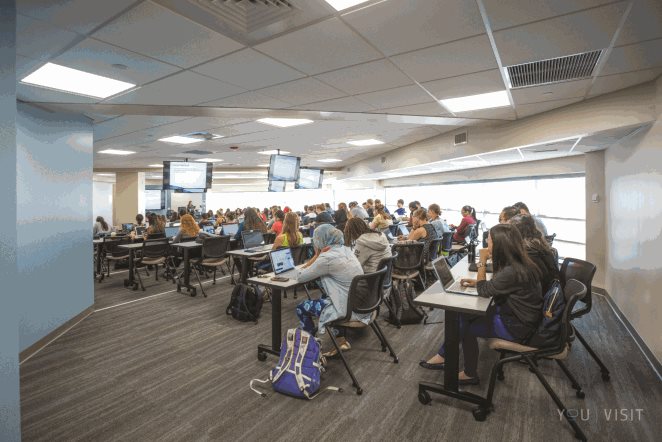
[527,280,566,348]
[250,329,340,399]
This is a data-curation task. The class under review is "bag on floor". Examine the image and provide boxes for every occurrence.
[526,280,565,348]
[226,283,264,323]
[386,281,426,326]
[250,329,341,399]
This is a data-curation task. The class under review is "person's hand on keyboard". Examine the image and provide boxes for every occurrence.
[460,278,477,287]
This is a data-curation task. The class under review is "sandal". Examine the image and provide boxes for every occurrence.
[322,341,351,359]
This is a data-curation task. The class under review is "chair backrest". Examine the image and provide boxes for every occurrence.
[440,231,453,251]
[560,258,596,318]
[426,238,443,262]
[148,232,166,239]
[392,242,424,272]
[376,252,398,290]
[141,239,170,258]
[466,223,478,243]
[290,244,308,266]
[388,224,399,236]
[558,279,587,348]
[343,267,388,320]
[202,235,230,259]
[105,237,131,257]
[263,232,276,245]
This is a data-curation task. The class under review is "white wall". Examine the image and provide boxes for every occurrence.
[93,181,113,226]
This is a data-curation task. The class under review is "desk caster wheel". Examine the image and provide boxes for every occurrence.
[601,372,610,382]
[257,352,267,361]
[133,283,139,291]
[418,391,431,405]
[576,390,585,399]
[355,387,363,395]
[472,407,488,422]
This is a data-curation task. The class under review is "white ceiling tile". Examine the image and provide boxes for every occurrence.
[422,69,506,100]
[599,38,662,76]
[482,0,614,31]
[106,71,245,105]
[84,113,120,123]
[390,35,498,83]
[54,38,181,86]
[92,1,244,68]
[454,107,517,120]
[16,14,80,61]
[257,77,345,106]
[193,48,305,90]
[200,92,291,109]
[290,96,376,113]
[494,2,628,66]
[511,79,593,105]
[18,0,138,35]
[354,85,433,109]
[94,115,191,141]
[17,82,99,104]
[588,68,662,97]
[342,0,485,56]
[516,97,583,118]
[254,17,381,75]
[314,59,413,95]
[371,102,451,117]
[615,0,662,47]
[153,117,253,138]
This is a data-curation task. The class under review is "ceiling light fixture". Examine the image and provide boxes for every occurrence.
[439,90,510,113]
[318,158,341,163]
[324,0,371,11]
[257,118,314,128]
[195,158,224,162]
[258,150,291,155]
[347,139,384,146]
[257,164,270,167]
[158,135,203,145]
[95,173,115,177]
[148,164,164,168]
[21,62,135,99]
[98,149,135,155]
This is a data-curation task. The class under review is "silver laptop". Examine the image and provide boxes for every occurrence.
[269,248,299,280]
[398,224,409,236]
[222,223,239,236]
[432,256,478,296]
[242,230,271,253]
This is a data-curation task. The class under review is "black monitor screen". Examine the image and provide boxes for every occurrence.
[268,155,300,182]
[295,167,323,189]
[268,180,286,192]
[163,161,213,190]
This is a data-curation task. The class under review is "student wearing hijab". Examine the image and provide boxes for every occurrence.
[294,224,365,355]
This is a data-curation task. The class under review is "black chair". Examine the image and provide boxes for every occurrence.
[147,232,166,240]
[390,242,426,327]
[324,267,397,395]
[134,239,170,291]
[560,258,610,381]
[263,232,276,245]
[477,279,588,441]
[440,231,453,255]
[167,236,197,282]
[190,235,231,297]
[376,252,398,319]
[422,238,443,287]
[103,237,131,278]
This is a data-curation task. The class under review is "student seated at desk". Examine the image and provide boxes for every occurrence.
[499,205,519,224]
[427,204,450,238]
[419,224,542,386]
[93,216,112,236]
[135,213,145,228]
[344,218,391,273]
[272,212,304,249]
[294,225,365,355]
[394,199,407,217]
[509,214,559,294]
[314,204,334,225]
[198,213,213,229]
[269,210,285,235]
[398,208,438,263]
[513,201,548,236]
[172,214,201,243]
[369,203,393,231]
[235,207,267,240]
[333,202,349,232]
[451,205,477,242]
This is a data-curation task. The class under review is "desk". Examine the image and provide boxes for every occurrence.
[247,271,302,360]
[119,243,146,290]
[414,257,492,411]
[228,237,312,284]
[171,241,203,296]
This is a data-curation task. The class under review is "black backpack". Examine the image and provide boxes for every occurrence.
[527,280,565,348]
[226,283,264,323]
[386,280,426,326]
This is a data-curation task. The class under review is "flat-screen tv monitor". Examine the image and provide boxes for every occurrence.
[295,167,323,189]
[268,154,300,182]
[174,188,207,193]
[268,180,286,192]
[163,161,212,190]
[145,189,164,210]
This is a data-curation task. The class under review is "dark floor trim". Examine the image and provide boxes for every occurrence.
[593,287,662,381]
[19,306,94,365]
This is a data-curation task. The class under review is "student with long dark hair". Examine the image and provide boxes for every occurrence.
[451,205,477,242]
[93,216,111,236]
[334,202,350,231]
[420,224,542,385]
[509,214,559,293]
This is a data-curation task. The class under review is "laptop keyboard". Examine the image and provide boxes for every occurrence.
[448,280,478,295]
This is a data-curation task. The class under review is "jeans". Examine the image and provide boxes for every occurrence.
[438,305,516,378]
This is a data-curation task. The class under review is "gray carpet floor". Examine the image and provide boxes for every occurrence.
[20,269,662,441]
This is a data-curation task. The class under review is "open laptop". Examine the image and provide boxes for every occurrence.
[165,226,179,239]
[222,223,239,236]
[269,247,299,280]
[385,229,397,244]
[122,223,134,232]
[431,256,478,296]
[242,230,269,253]
[135,226,146,236]
[398,224,409,236]
[202,225,215,235]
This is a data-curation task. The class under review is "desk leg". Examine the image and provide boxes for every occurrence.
[418,310,487,414]
[124,250,136,290]
[239,256,249,284]
[178,248,197,296]
[257,287,282,360]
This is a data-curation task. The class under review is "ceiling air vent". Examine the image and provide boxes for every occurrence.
[454,132,468,146]
[189,0,297,34]
[505,50,602,89]
[183,150,214,155]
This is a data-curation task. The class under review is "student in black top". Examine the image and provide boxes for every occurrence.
[314,204,334,224]
[198,213,213,229]
[334,202,349,231]
[509,214,559,294]
[420,224,542,385]
[135,213,145,227]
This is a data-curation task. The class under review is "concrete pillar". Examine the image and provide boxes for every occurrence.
[113,172,145,226]
[585,150,606,289]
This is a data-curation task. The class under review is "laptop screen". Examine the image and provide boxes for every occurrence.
[432,257,456,289]
[222,223,239,236]
[165,226,179,238]
[398,224,409,236]
[270,248,296,275]
[122,223,134,231]
[242,230,264,249]
[203,225,215,235]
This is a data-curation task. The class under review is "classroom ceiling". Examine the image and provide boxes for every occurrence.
[15,0,662,172]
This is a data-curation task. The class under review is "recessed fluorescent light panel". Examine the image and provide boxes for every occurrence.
[318,159,341,163]
[258,150,291,155]
[439,90,511,113]
[257,118,314,128]
[257,164,270,167]
[21,62,135,99]
[149,164,164,168]
[347,139,384,146]
[98,149,135,155]
[195,158,223,162]
[158,136,202,145]
[324,0,370,11]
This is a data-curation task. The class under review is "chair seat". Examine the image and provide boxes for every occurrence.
[333,311,378,328]
[488,338,569,360]
[140,257,166,265]
[200,258,228,267]
[106,255,128,261]
[247,254,268,262]
[392,271,419,280]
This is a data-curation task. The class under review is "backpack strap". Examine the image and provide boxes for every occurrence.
[270,329,296,384]
[293,331,311,398]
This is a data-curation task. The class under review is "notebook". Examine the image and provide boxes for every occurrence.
[431,256,478,296]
